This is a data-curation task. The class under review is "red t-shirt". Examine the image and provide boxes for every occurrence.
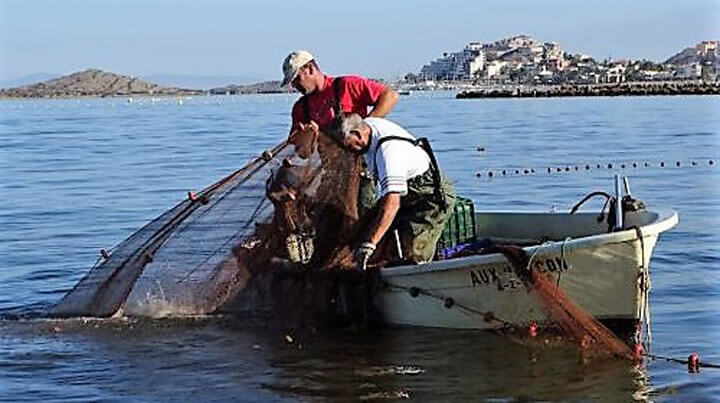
[291,75,386,131]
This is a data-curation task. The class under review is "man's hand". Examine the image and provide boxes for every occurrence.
[289,121,319,143]
[354,241,376,270]
[289,121,319,159]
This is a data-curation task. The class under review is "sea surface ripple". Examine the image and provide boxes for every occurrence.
[0,93,718,401]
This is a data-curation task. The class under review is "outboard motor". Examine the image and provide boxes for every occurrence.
[570,175,646,232]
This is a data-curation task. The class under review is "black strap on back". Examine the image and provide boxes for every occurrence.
[302,76,344,122]
[373,136,447,210]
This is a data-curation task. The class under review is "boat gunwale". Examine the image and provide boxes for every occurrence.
[380,208,678,278]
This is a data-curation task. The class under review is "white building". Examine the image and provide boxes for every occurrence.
[502,34,538,49]
[675,63,702,79]
[417,35,574,82]
[696,41,718,56]
[420,44,485,80]
[604,64,627,83]
[484,60,507,79]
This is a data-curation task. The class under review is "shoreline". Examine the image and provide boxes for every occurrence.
[0,91,294,100]
[0,90,289,100]
[3,81,719,100]
[0,91,204,100]
[456,81,720,98]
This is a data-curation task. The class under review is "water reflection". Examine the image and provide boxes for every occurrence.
[0,317,652,401]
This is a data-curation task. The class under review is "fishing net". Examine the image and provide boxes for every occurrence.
[491,245,634,361]
[52,129,373,323]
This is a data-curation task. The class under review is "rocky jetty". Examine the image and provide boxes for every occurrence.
[456,81,720,99]
[0,69,203,98]
[208,80,292,95]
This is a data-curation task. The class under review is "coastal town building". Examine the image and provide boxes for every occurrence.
[420,43,485,80]
[413,36,720,86]
[603,63,627,83]
[675,63,702,79]
[484,60,506,79]
[664,40,718,81]
[419,35,569,83]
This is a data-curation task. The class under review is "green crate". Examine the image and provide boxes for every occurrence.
[437,196,476,249]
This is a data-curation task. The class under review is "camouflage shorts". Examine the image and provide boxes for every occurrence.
[396,168,456,262]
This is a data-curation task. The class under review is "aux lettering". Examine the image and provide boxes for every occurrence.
[469,256,570,290]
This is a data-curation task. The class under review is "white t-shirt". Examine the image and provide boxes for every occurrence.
[364,117,430,197]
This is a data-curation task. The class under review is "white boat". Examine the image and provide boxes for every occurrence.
[375,207,678,330]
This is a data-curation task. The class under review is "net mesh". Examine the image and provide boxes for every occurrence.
[490,245,634,360]
[52,135,367,319]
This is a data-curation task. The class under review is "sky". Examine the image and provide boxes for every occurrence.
[1,0,719,84]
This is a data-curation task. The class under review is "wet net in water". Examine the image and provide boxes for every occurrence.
[492,245,634,361]
[52,132,369,321]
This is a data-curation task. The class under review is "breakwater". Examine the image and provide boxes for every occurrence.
[456,81,720,98]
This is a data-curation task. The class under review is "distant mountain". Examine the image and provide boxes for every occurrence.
[0,73,59,89]
[141,74,265,90]
[665,40,719,65]
[208,80,293,95]
[0,69,204,98]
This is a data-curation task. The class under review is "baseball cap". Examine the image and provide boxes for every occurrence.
[281,50,315,87]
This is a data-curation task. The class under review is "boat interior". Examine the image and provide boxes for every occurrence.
[474,209,661,245]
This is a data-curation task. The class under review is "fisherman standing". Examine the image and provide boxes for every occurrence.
[281,50,398,142]
[280,50,399,217]
[330,114,456,264]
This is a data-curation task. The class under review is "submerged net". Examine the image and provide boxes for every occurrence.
[490,245,634,361]
[52,131,372,322]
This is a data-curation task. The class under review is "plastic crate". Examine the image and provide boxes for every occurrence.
[436,196,476,251]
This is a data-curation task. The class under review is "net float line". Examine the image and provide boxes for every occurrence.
[386,280,720,371]
[643,352,720,373]
[475,158,717,180]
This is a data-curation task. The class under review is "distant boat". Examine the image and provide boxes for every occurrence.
[398,90,412,96]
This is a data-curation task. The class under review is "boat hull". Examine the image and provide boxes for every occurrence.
[375,209,677,329]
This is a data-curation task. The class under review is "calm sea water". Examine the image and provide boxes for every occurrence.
[0,93,718,401]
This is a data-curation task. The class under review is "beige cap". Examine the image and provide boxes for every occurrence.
[281,50,315,87]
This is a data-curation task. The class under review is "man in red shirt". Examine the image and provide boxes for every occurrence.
[281,50,398,148]
[279,50,398,247]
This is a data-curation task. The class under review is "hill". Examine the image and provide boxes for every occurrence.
[0,69,203,98]
[664,40,718,65]
[208,80,292,95]
[140,74,265,90]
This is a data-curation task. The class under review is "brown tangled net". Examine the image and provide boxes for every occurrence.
[490,245,634,361]
[51,128,382,326]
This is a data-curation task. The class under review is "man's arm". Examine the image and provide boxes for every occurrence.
[369,87,398,118]
[288,102,302,139]
[366,192,401,245]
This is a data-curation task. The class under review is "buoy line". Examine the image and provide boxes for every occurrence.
[475,158,718,180]
[644,352,720,373]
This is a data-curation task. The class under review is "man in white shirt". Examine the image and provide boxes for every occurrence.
[330,114,456,265]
